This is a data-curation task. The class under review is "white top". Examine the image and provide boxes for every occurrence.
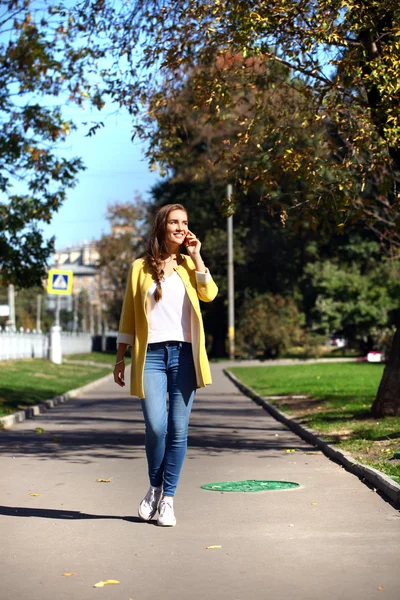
[147,270,192,343]
[116,266,213,347]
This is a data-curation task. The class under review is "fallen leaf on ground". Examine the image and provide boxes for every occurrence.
[285,449,295,453]
[62,573,77,577]
[95,478,112,483]
[93,580,120,588]
[311,502,318,506]
[35,427,45,434]
[205,545,222,549]
[378,586,384,591]
[29,493,41,497]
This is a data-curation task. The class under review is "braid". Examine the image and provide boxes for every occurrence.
[147,254,164,302]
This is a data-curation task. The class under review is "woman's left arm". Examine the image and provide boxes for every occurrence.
[195,267,218,302]
[185,231,218,302]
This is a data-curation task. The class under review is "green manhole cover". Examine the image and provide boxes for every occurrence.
[201,480,300,492]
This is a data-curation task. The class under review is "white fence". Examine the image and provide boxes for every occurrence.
[0,328,92,361]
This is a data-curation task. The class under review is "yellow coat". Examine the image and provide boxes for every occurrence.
[117,255,218,398]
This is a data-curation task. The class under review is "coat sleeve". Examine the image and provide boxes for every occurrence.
[195,269,218,303]
[117,264,135,345]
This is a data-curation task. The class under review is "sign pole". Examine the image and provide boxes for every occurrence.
[227,183,235,360]
[55,294,60,327]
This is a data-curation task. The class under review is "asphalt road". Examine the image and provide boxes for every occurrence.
[0,363,399,600]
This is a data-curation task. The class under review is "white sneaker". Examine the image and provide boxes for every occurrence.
[138,486,162,521]
[157,499,176,527]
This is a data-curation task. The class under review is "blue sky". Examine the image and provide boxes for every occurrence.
[40,107,160,251]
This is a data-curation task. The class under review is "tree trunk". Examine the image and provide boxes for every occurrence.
[371,326,400,416]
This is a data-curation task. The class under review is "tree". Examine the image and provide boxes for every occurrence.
[0,0,107,288]
[85,1,399,239]
[84,0,400,414]
[97,198,145,329]
[303,238,400,352]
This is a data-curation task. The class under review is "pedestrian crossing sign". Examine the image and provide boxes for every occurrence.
[47,269,73,295]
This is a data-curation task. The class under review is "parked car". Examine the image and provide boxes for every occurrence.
[329,335,346,348]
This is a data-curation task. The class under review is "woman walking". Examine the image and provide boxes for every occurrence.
[113,204,218,526]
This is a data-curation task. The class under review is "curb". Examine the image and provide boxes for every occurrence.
[224,369,400,506]
[0,372,114,430]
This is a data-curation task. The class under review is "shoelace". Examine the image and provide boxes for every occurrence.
[159,501,173,517]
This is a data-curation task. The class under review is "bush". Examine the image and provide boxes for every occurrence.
[297,332,327,358]
[235,293,305,359]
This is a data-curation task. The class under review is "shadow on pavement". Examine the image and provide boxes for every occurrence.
[0,505,146,523]
[0,391,316,462]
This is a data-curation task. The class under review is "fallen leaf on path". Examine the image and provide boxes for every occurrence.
[62,573,77,577]
[205,545,222,550]
[377,586,384,591]
[93,580,120,588]
[35,427,45,434]
[29,493,41,497]
[285,449,295,453]
[311,502,318,506]
[95,478,113,483]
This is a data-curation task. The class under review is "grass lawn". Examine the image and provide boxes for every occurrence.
[65,352,127,365]
[0,358,111,419]
[229,363,400,484]
[65,352,132,366]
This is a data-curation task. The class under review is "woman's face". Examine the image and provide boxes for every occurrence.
[165,209,188,248]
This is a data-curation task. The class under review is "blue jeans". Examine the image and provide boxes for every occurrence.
[141,341,197,496]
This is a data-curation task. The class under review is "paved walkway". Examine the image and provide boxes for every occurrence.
[0,364,399,600]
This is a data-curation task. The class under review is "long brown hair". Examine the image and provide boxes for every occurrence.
[146,203,187,302]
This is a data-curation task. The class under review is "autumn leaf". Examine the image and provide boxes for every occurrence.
[35,427,45,434]
[62,573,77,577]
[93,580,120,588]
[205,545,222,549]
[29,493,41,497]
[95,478,113,483]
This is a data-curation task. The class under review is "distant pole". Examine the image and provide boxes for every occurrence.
[227,183,235,360]
[73,294,79,333]
[36,294,41,331]
[96,303,102,335]
[82,296,87,332]
[89,302,94,335]
[7,284,16,330]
